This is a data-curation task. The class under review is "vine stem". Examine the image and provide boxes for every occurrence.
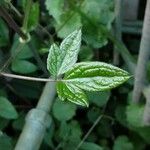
[0,72,55,82]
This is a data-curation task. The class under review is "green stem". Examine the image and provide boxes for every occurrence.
[22,0,32,32]
[15,82,56,150]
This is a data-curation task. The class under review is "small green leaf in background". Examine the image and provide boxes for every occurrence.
[57,121,82,149]
[97,119,112,138]
[64,62,130,91]
[79,46,94,61]
[57,81,88,106]
[126,104,144,127]
[11,59,37,74]
[0,96,18,119]
[12,113,25,130]
[87,91,110,107]
[0,134,13,150]
[0,0,5,5]
[45,0,64,24]
[0,18,9,47]
[47,29,82,76]
[80,142,103,150]
[115,105,128,127]
[82,22,108,48]
[52,98,76,121]
[27,2,39,31]
[44,122,55,149]
[113,135,134,150]
[82,0,115,48]
[0,117,9,130]
[45,0,82,38]
[11,35,33,59]
[87,107,101,123]
[56,12,82,38]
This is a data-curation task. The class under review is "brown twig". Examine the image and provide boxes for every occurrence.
[0,6,27,40]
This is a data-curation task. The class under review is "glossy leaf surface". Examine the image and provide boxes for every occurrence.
[47,29,81,77]
[57,81,88,106]
[64,62,130,91]
[47,43,62,77]
[58,29,81,75]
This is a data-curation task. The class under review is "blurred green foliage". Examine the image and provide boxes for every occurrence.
[0,0,149,150]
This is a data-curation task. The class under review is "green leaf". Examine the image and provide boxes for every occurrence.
[47,29,82,76]
[97,119,113,138]
[11,59,37,74]
[12,113,25,130]
[27,2,39,31]
[0,96,18,119]
[45,0,64,24]
[52,98,76,121]
[80,142,103,150]
[64,62,130,91]
[58,29,81,75]
[126,104,145,127]
[113,136,134,150]
[58,121,70,141]
[44,122,55,148]
[0,0,5,6]
[87,107,101,123]
[57,121,82,149]
[83,22,108,48]
[57,81,88,107]
[79,46,93,61]
[47,43,62,77]
[0,117,9,130]
[115,105,128,127]
[11,36,33,59]
[134,127,150,144]
[83,0,114,28]
[0,18,9,47]
[87,91,110,107]
[56,12,82,38]
[81,0,115,48]
[0,134,13,150]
